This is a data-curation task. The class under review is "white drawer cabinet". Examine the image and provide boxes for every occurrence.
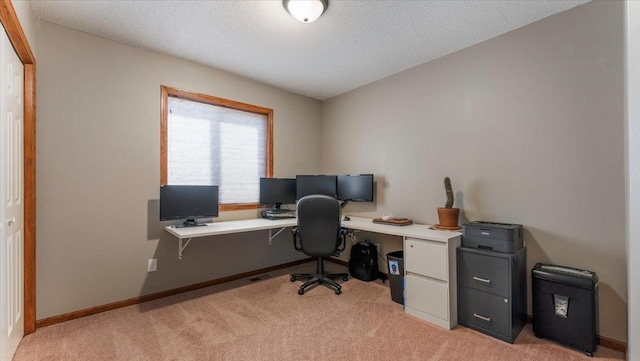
[405,274,449,320]
[405,238,448,281]
[404,234,461,330]
[307,217,461,330]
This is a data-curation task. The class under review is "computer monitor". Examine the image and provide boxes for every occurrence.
[337,174,374,202]
[296,175,337,199]
[160,185,219,227]
[259,178,297,210]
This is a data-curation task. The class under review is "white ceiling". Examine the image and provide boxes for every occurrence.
[29,0,590,100]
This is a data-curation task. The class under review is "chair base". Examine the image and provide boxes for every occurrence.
[290,257,348,295]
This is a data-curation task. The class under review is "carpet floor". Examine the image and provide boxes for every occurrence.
[14,263,625,361]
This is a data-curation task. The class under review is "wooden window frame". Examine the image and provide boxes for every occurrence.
[160,86,273,211]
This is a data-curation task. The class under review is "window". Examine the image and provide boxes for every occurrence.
[161,86,273,211]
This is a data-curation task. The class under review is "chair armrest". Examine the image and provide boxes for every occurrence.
[291,226,302,251]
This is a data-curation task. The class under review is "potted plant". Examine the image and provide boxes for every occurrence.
[436,177,460,230]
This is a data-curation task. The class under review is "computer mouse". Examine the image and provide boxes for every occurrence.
[343,216,350,221]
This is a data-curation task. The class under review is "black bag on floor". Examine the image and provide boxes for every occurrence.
[349,240,379,282]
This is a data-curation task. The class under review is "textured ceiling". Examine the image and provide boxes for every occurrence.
[30,0,590,100]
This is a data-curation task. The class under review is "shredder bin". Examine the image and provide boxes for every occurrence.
[532,263,599,356]
[386,251,404,305]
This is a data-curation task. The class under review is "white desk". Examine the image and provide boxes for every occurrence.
[165,217,298,259]
[340,216,460,242]
[164,216,461,329]
[341,217,462,329]
[164,216,456,259]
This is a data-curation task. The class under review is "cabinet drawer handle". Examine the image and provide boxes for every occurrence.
[473,313,491,322]
[473,276,491,284]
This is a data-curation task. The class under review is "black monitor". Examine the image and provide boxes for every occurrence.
[337,174,374,202]
[259,178,297,210]
[296,175,337,199]
[160,185,219,227]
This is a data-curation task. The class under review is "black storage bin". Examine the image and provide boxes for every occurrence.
[532,263,599,356]
[386,251,404,305]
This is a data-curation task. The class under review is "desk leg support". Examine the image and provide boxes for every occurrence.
[179,238,192,260]
[268,227,288,246]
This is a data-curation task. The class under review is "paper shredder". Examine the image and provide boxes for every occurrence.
[532,263,599,357]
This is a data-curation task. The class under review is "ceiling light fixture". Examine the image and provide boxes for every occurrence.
[283,0,328,23]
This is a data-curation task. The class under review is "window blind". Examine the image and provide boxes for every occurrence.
[167,96,267,204]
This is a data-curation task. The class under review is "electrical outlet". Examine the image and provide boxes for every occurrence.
[148,258,157,272]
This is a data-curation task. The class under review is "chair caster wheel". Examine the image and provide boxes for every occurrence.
[342,276,348,281]
[335,289,341,295]
[290,276,296,282]
[298,289,304,295]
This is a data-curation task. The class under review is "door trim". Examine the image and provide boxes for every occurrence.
[0,0,36,335]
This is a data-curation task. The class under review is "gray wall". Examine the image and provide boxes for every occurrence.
[322,1,626,342]
[626,0,640,357]
[35,21,322,319]
[32,0,629,345]
[12,0,36,51]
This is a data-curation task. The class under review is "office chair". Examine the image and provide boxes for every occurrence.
[290,195,349,295]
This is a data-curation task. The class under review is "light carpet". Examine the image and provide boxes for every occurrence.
[14,264,625,361]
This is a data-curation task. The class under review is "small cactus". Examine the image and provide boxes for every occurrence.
[444,177,454,209]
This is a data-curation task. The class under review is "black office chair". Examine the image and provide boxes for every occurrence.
[290,195,349,295]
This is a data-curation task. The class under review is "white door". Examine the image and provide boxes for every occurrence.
[0,21,24,361]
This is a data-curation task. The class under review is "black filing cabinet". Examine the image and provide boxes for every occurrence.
[457,247,527,343]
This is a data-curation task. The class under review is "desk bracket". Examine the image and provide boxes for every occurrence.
[179,238,192,260]
[268,227,288,245]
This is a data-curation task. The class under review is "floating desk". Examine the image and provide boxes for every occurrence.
[164,216,457,258]
[165,217,297,259]
[164,216,461,329]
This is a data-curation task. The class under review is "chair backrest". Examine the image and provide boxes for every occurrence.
[296,195,342,257]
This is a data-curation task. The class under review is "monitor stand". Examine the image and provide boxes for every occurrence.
[268,204,290,213]
[262,205,295,219]
[175,218,207,228]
